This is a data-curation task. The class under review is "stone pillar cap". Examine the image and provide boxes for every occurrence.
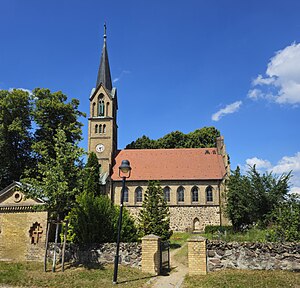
[188,236,207,242]
[141,234,161,240]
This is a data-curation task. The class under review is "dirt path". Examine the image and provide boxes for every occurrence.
[149,244,188,288]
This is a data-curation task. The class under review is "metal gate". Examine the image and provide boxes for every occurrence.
[160,241,170,274]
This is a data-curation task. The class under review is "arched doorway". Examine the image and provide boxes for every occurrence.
[193,218,201,232]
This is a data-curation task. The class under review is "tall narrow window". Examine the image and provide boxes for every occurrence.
[191,186,199,202]
[163,186,170,202]
[177,186,184,202]
[206,186,213,202]
[103,124,106,133]
[98,95,105,116]
[95,124,98,133]
[123,187,129,203]
[99,124,102,133]
[92,102,96,117]
[135,187,142,203]
[106,102,109,117]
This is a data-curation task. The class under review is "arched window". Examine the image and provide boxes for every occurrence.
[99,124,102,133]
[123,187,129,203]
[191,186,199,202]
[177,186,184,202]
[95,124,98,133]
[163,186,170,202]
[135,187,143,203]
[98,95,105,116]
[103,124,106,133]
[206,186,213,202]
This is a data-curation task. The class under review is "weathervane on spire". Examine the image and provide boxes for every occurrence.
[103,22,107,41]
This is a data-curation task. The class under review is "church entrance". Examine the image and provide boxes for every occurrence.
[193,218,201,232]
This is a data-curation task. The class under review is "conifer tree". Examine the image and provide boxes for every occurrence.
[138,181,172,240]
[83,152,101,196]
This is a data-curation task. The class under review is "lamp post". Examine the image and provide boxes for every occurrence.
[113,159,131,284]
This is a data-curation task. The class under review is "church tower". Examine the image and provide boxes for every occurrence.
[88,24,118,182]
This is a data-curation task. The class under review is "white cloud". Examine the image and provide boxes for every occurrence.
[245,157,272,170]
[247,88,264,100]
[8,88,32,95]
[242,152,300,194]
[290,186,300,195]
[250,42,300,105]
[113,70,130,83]
[272,152,300,175]
[211,101,242,121]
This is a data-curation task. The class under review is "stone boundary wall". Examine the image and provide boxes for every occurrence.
[47,242,141,268]
[207,240,300,272]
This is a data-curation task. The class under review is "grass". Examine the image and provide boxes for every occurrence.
[203,227,270,242]
[0,262,152,288]
[183,269,300,288]
[170,232,192,249]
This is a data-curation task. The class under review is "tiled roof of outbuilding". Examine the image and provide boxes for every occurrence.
[111,148,226,181]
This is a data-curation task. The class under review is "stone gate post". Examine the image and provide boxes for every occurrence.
[141,234,161,275]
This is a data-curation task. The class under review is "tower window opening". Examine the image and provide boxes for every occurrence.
[98,94,105,116]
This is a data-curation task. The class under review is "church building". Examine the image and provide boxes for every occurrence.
[88,27,230,232]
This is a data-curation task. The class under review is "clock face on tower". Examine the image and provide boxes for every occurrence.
[96,143,105,153]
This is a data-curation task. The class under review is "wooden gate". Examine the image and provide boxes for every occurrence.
[160,241,170,274]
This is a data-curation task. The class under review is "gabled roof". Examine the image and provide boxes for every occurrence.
[0,181,45,208]
[111,148,226,181]
[96,24,112,91]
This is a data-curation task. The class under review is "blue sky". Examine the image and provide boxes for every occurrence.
[1,0,300,193]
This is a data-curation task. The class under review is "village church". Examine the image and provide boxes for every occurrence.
[88,27,230,232]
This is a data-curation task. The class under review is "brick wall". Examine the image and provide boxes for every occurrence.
[0,211,47,262]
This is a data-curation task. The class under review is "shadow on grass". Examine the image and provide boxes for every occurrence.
[170,243,181,249]
[47,261,105,272]
[117,274,156,284]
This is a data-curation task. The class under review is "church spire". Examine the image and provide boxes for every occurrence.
[96,23,112,91]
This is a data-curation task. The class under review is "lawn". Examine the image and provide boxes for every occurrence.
[0,262,152,288]
[183,269,300,288]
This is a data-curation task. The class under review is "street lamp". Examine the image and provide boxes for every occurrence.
[113,160,131,284]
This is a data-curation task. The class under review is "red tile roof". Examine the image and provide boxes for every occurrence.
[111,148,226,181]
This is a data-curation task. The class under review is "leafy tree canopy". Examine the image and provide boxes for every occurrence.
[22,129,84,220]
[226,165,291,232]
[126,127,220,149]
[0,89,33,190]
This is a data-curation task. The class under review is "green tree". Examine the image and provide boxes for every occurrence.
[22,129,84,220]
[268,193,300,242]
[83,152,101,196]
[66,193,138,244]
[138,181,172,240]
[0,89,33,190]
[226,166,253,231]
[32,88,85,160]
[126,135,157,149]
[226,165,291,231]
[126,127,220,149]
[66,193,115,244]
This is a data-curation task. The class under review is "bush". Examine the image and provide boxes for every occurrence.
[204,225,233,234]
[65,192,138,244]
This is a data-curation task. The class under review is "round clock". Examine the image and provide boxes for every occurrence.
[96,143,105,153]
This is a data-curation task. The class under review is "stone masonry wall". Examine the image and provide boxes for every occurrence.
[48,242,142,268]
[127,206,220,232]
[170,206,220,231]
[207,240,300,272]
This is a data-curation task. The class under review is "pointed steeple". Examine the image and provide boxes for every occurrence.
[96,23,112,91]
